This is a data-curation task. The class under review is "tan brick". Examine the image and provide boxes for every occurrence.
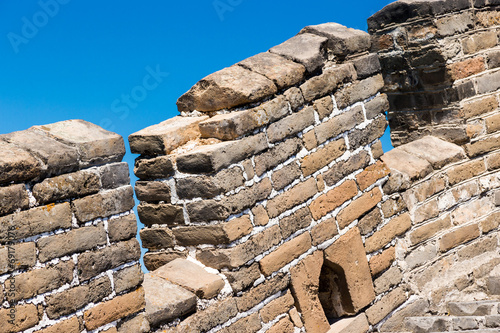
[462,95,498,118]
[370,246,396,277]
[267,315,294,333]
[0,202,72,243]
[439,223,481,252]
[356,161,390,191]
[381,149,432,181]
[309,180,358,220]
[84,287,145,330]
[252,205,269,226]
[267,106,315,143]
[414,199,440,224]
[466,133,500,157]
[447,159,486,185]
[37,223,107,262]
[324,228,376,315]
[267,178,318,218]
[259,232,312,276]
[448,57,485,80]
[458,235,498,260]
[313,95,333,120]
[300,138,347,176]
[366,286,406,325]
[284,87,305,111]
[34,316,80,333]
[365,213,412,253]
[329,313,370,333]
[289,307,303,328]
[467,120,485,139]
[0,184,29,216]
[254,137,303,176]
[314,106,364,145]
[480,211,500,233]
[486,112,500,133]
[409,177,446,202]
[311,217,338,246]
[117,313,150,333]
[381,194,407,218]
[1,303,39,333]
[0,242,36,274]
[303,130,318,150]
[260,290,295,323]
[410,215,452,245]
[219,313,261,333]
[451,196,494,225]
[462,31,498,54]
[337,188,382,229]
[242,159,254,180]
[236,273,290,312]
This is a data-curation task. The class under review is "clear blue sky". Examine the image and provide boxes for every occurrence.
[0,0,394,270]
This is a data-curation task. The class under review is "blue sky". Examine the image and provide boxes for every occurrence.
[0,0,394,270]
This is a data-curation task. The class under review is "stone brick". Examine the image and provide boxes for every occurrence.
[486,315,500,328]
[365,213,412,253]
[448,57,485,80]
[8,260,74,302]
[35,119,125,166]
[129,116,207,154]
[374,266,402,294]
[173,215,252,246]
[176,133,268,173]
[167,297,238,333]
[480,211,500,233]
[440,223,480,252]
[260,232,312,276]
[242,159,254,179]
[348,116,387,149]
[410,214,452,245]
[328,313,370,333]
[436,12,474,36]
[466,133,500,157]
[301,138,347,176]
[199,97,289,141]
[1,303,39,333]
[290,251,329,333]
[301,22,371,55]
[177,65,277,112]
[154,258,224,299]
[223,262,261,293]
[324,228,376,313]
[267,178,318,218]
[463,95,498,118]
[467,120,485,139]
[0,184,29,216]
[404,317,451,333]
[114,264,144,294]
[407,176,446,203]
[309,180,358,220]
[486,112,500,133]
[365,94,389,121]
[462,31,498,54]
[284,87,305,112]
[38,223,107,262]
[399,136,466,169]
[134,156,174,180]
[72,186,135,223]
[117,313,150,333]
[381,194,407,218]
[140,227,175,250]
[302,130,318,150]
[143,250,187,271]
[269,33,328,73]
[335,74,385,109]
[135,181,171,202]
[337,188,383,229]
[259,290,295,323]
[238,52,306,90]
[353,53,382,79]
[300,63,356,102]
[219,313,262,333]
[0,202,72,243]
[359,208,383,235]
[34,316,80,333]
[488,49,500,68]
[108,213,138,242]
[272,162,301,191]
[289,307,303,328]
[138,202,185,226]
[223,178,272,215]
[380,298,429,332]
[0,242,36,274]
[414,199,439,224]
[458,235,498,260]
[279,207,313,239]
[176,167,245,199]
[0,140,41,185]
[381,148,433,181]
[366,286,406,325]
[45,276,111,319]
[267,106,315,143]
[447,159,486,185]
[313,95,333,120]
[448,301,496,316]
[325,152,371,188]
[84,287,145,330]
[252,205,269,226]
[316,110,365,149]
[236,273,290,312]
[255,137,303,176]
[311,217,338,245]
[477,70,500,95]
[78,239,141,281]
[369,246,396,277]
[197,225,282,269]
[98,162,130,189]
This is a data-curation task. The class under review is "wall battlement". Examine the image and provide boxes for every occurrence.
[2,1,500,332]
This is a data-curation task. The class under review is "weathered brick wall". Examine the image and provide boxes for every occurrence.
[370,0,500,149]
[129,23,392,332]
[0,120,146,333]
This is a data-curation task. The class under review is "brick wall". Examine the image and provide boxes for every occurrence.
[0,120,146,333]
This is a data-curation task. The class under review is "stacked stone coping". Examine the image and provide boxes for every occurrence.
[129,22,394,332]
[369,0,500,149]
[0,120,146,333]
